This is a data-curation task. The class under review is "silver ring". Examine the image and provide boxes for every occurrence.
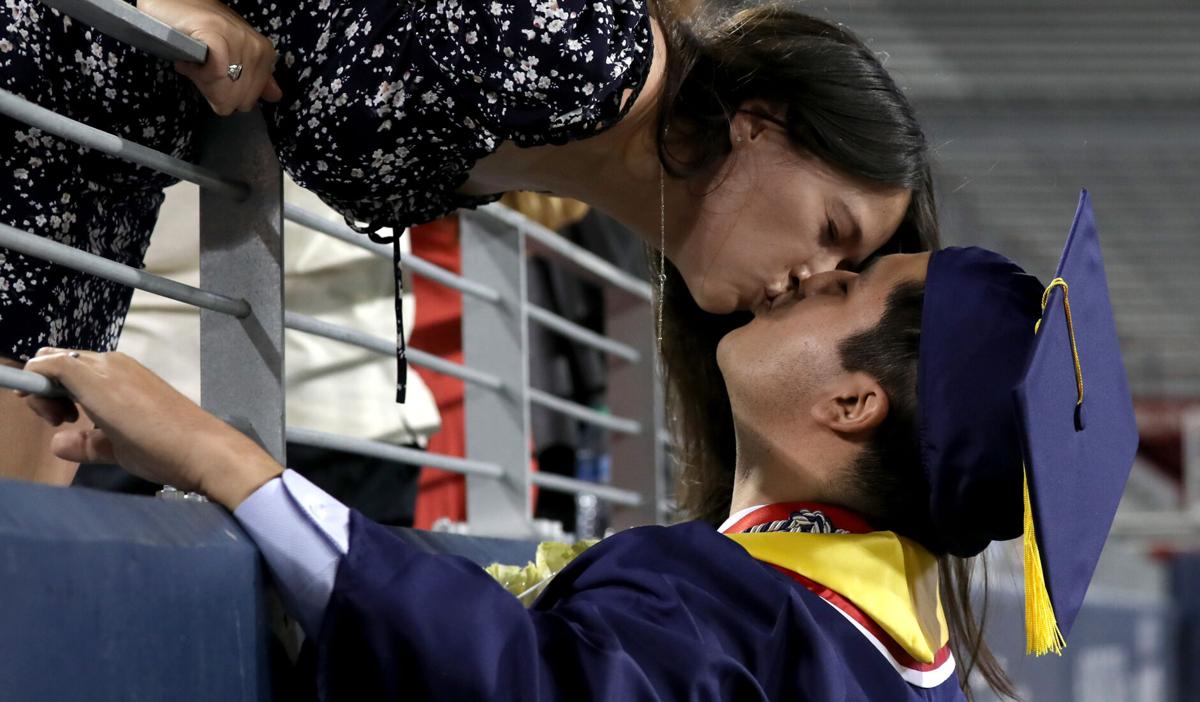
[227,63,243,82]
[68,351,80,359]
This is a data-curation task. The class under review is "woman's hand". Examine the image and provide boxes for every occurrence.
[18,349,282,509]
[138,0,283,115]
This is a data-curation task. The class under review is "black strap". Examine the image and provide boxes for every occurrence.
[343,213,407,402]
[393,235,408,404]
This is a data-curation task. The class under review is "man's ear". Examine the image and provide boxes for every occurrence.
[810,372,890,435]
[729,98,785,146]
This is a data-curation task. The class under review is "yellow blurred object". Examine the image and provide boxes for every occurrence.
[485,539,600,606]
[499,192,590,232]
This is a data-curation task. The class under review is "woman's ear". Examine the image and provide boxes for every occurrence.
[811,372,890,435]
[730,99,785,145]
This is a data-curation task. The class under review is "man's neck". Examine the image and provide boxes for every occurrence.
[728,454,825,519]
[727,427,854,523]
[728,473,769,519]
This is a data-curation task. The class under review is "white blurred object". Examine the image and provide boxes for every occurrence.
[531,518,565,542]
[431,517,470,535]
[118,179,440,446]
[155,485,208,503]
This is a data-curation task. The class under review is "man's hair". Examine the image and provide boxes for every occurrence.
[837,280,1018,702]
[836,281,933,544]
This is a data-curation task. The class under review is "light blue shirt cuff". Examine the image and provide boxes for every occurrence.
[233,469,351,638]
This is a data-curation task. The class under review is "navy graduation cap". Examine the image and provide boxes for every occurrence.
[917,190,1138,656]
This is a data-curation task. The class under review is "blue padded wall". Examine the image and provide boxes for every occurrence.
[0,479,273,702]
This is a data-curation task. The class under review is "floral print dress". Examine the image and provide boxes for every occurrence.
[1,0,652,399]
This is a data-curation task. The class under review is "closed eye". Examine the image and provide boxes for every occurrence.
[824,217,839,247]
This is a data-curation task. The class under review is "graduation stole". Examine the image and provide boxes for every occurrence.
[722,503,949,667]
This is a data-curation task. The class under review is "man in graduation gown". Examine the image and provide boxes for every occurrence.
[285,251,961,700]
[22,194,1135,701]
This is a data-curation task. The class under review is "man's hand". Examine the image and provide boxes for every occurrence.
[138,0,283,115]
[19,349,282,509]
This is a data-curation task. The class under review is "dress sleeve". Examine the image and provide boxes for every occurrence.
[311,512,764,701]
[414,0,654,147]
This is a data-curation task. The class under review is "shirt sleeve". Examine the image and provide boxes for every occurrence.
[232,469,350,638]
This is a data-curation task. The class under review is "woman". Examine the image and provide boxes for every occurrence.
[0,2,933,476]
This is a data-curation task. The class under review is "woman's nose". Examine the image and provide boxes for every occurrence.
[802,251,845,275]
[800,270,856,296]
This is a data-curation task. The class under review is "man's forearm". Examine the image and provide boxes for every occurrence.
[198,429,284,510]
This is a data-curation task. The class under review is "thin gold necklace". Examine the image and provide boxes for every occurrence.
[657,161,666,345]
[657,125,669,346]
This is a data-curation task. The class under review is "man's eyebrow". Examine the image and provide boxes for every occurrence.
[856,256,883,287]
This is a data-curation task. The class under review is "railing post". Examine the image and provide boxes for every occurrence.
[197,112,285,462]
[459,211,533,537]
[605,288,664,529]
[1185,408,1200,516]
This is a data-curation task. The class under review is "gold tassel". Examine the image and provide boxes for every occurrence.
[1023,466,1066,655]
[1023,277,1076,656]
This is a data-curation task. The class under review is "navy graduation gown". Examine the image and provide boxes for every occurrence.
[310,511,965,701]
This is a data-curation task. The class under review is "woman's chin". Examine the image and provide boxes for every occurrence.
[676,267,743,314]
[693,286,741,316]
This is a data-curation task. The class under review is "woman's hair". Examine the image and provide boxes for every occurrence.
[645,3,1009,696]
[652,0,939,522]
[649,1,932,184]
[839,282,1017,701]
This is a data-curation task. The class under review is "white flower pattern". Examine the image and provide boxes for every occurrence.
[262,0,651,239]
[0,0,652,371]
[1,0,198,360]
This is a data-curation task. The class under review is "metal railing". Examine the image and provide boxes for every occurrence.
[0,0,664,538]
